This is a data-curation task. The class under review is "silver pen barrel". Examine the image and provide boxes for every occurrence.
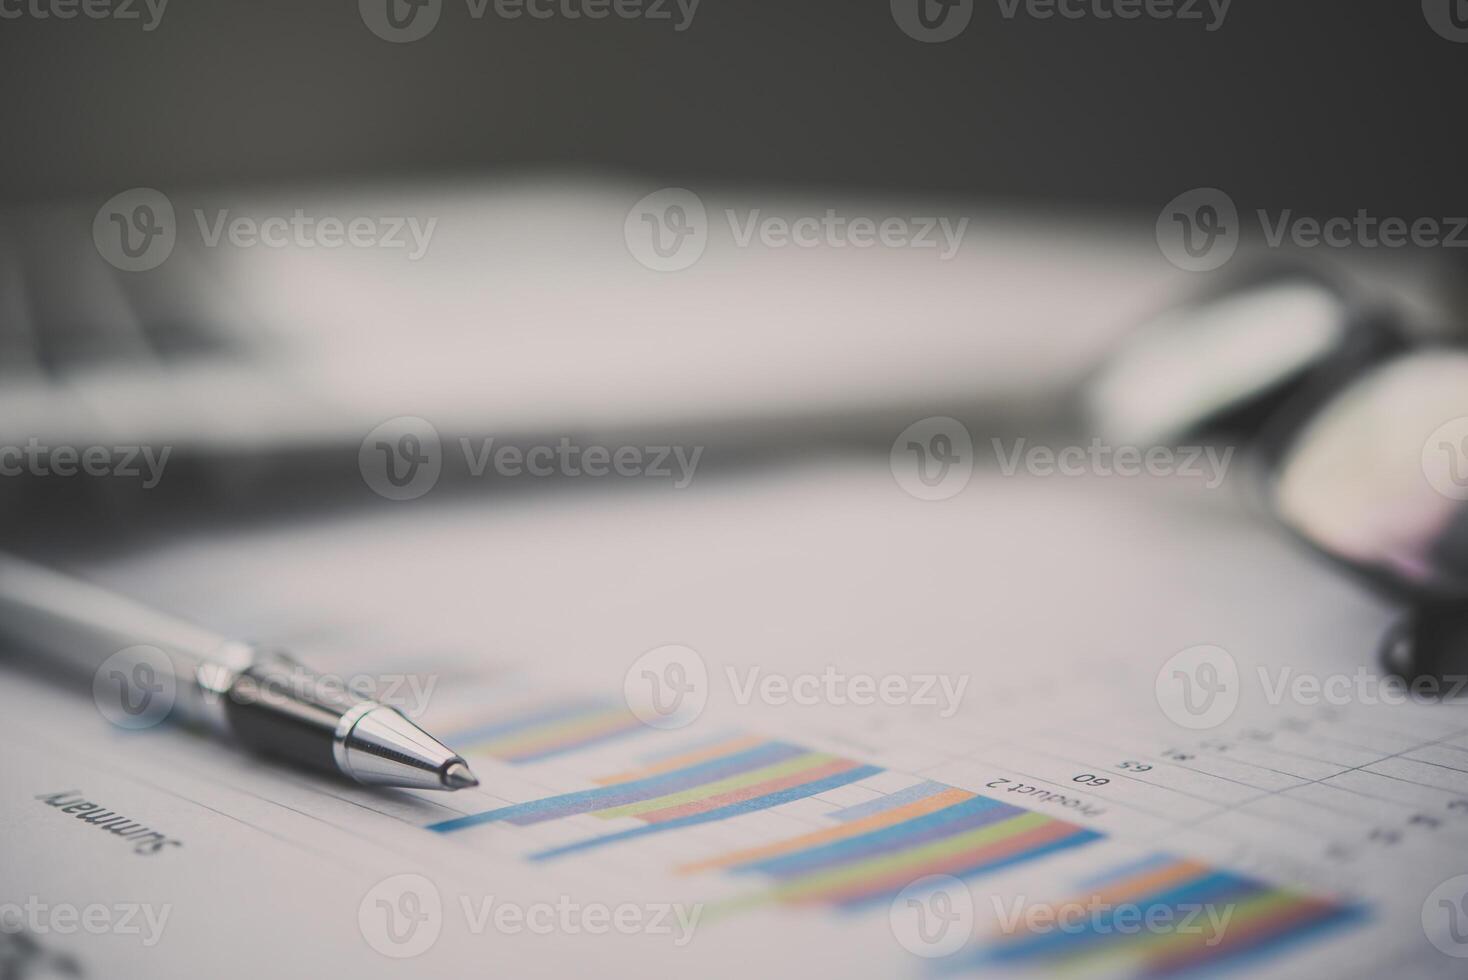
[0,554,478,791]
[0,553,241,730]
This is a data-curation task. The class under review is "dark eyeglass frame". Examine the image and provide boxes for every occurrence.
[1087,262,1468,692]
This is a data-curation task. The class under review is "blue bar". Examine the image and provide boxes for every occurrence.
[739,796,1019,879]
[981,871,1261,964]
[428,741,804,833]
[527,765,886,861]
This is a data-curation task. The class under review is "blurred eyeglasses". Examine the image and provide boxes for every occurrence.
[1085,266,1468,690]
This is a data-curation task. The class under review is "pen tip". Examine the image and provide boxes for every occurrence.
[441,761,480,790]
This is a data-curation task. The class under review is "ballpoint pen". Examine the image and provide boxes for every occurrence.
[0,553,480,792]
